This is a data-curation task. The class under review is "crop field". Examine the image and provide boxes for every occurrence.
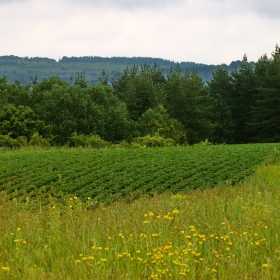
[0,143,279,203]
[1,161,280,279]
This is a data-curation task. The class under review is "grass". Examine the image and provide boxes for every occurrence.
[0,157,280,279]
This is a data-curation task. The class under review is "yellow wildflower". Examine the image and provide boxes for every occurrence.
[2,267,9,272]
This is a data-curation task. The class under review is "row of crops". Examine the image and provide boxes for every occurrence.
[0,143,279,203]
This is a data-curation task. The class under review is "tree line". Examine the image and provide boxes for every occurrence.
[0,45,279,148]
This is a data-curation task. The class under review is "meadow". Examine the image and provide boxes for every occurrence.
[0,144,280,279]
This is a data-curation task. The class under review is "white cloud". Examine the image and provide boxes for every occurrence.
[0,0,279,64]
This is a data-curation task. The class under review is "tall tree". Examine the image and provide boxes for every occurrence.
[249,45,280,142]
[0,104,52,140]
[165,68,212,144]
[207,66,235,143]
[230,55,256,143]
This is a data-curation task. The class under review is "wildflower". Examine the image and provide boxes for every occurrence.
[74,260,81,264]
[143,220,150,224]
[173,209,179,214]
[152,233,159,237]
[87,197,91,200]
[2,267,9,272]
[262,264,269,268]
[74,196,78,200]
[17,228,21,231]
[148,212,154,217]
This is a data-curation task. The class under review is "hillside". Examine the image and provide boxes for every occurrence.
[0,55,245,84]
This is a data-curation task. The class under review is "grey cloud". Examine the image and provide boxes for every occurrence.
[0,0,29,3]
[66,0,280,17]
[66,0,185,10]
[247,0,280,18]
[1,0,279,18]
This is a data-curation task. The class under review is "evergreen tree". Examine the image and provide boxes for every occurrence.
[165,68,212,144]
[249,45,280,142]
[207,66,235,143]
[230,55,256,143]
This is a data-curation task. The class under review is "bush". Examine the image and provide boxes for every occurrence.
[69,133,111,149]
[28,132,50,147]
[131,133,175,147]
[0,134,20,149]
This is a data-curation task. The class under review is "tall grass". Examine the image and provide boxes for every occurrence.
[1,162,280,279]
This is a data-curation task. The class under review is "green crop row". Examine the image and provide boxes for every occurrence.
[0,143,279,204]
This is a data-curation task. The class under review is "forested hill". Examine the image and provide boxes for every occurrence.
[0,55,246,85]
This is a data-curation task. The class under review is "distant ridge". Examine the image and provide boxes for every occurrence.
[0,55,247,85]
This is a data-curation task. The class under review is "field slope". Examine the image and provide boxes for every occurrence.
[0,143,279,203]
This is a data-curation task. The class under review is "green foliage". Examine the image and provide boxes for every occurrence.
[28,132,50,147]
[207,66,235,143]
[0,132,50,148]
[0,133,21,148]
[0,55,239,85]
[1,45,280,146]
[112,65,166,120]
[0,143,277,204]
[139,105,187,144]
[69,133,111,148]
[193,138,213,146]
[249,45,280,142]
[29,80,135,144]
[132,133,175,147]
[230,54,256,143]
[165,69,213,144]
[0,104,52,140]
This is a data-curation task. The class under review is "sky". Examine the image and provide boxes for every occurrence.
[0,0,279,65]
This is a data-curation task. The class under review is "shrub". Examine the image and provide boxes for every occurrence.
[131,133,175,147]
[69,133,111,149]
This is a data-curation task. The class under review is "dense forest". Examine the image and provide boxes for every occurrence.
[0,45,279,148]
[0,55,246,85]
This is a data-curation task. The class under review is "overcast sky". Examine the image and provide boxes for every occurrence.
[0,0,279,64]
